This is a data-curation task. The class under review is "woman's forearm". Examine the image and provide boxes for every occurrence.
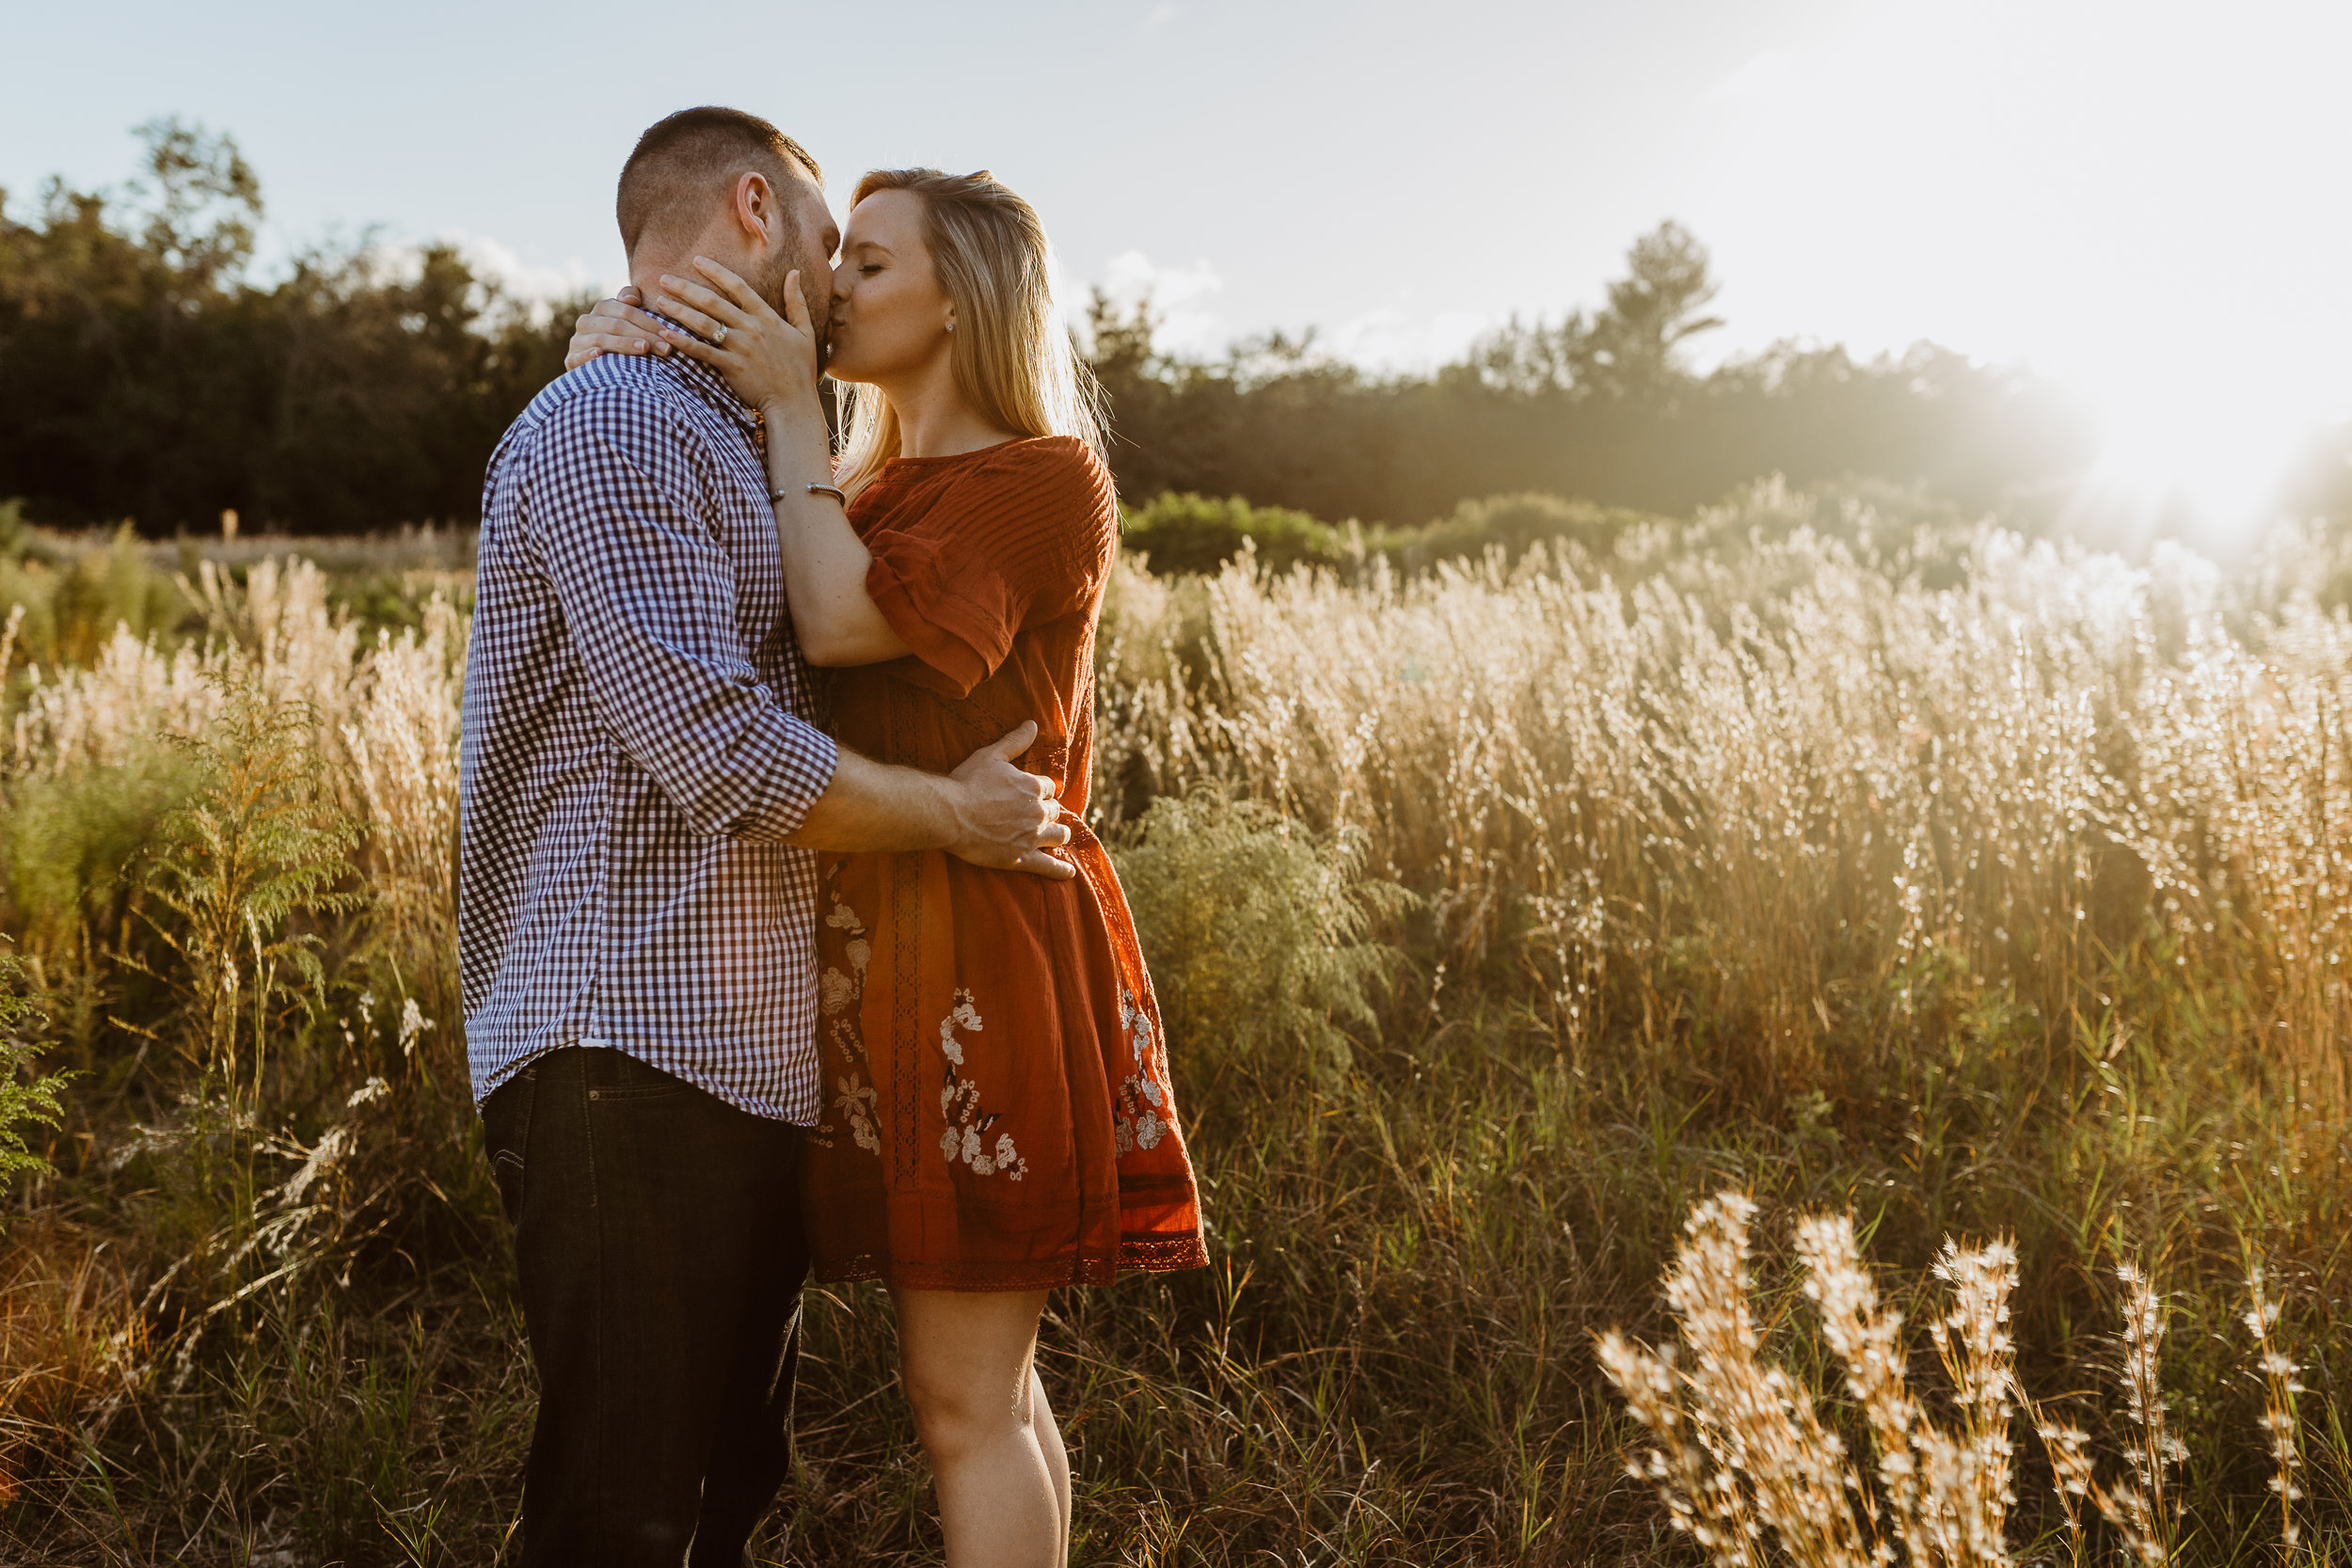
[759,397,912,666]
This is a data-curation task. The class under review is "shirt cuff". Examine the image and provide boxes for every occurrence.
[717,712,841,842]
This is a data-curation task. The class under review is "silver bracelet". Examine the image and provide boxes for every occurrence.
[779,482,848,505]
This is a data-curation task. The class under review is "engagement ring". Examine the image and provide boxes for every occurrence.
[712,325,728,347]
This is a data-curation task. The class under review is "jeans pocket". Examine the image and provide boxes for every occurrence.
[587,1053,696,1102]
[586,1082,694,1102]
[482,1066,536,1225]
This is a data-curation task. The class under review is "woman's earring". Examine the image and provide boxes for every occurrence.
[946,320,955,333]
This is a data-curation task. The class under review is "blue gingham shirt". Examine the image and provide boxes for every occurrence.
[458,344,838,1123]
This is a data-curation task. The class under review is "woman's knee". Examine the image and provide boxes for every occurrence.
[902,1360,1032,1460]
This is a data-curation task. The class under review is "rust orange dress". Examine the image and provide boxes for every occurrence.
[801,435,1209,1291]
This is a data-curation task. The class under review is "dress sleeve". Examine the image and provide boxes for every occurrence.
[861,436,1116,697]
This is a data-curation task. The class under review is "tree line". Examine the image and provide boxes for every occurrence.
[0,120,579,536]
[2,119,2299,539]
[1090,222,2103,529]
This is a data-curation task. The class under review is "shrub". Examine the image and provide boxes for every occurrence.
[0,943,68,1221]
[1114,786,1408,1090]
[1121,492,1345,576]
[1406,490,1655,567]
[0,522,188,670]
[134,679,362,1100]
[0,944,68,1250]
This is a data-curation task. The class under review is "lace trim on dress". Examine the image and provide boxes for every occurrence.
[813,1230,1211,1291]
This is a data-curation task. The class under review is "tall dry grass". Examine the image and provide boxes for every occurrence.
[1602,1192,2315,1567]
[1097,504,2351,1113]
[2,503,2351,1561]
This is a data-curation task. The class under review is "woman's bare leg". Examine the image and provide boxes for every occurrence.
[1030,1362,1072,1558]
[895,1288,1064,1567]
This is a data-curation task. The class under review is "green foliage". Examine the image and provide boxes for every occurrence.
[0,119,582,535]
[1116,786,1409,1087]
[1121,491,1346,576]
[1462,219,1724,404]
[8,122,2107,537]
[0,740,193,974]
[1093,222,2100,529]
[0,520,189,667]
[1402,490,1658,568]
[1121,487,1677,579]
[0,942,70,1205]
[136,679,361,1098]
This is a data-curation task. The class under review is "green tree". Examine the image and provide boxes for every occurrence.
[1574,218,1724,404]
[0,120,580,534]
[1089,220,2090,528]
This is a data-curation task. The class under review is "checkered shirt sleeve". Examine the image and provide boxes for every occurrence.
[459,356,838,1124]
[525,385,834,839]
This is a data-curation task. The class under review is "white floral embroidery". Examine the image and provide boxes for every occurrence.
[834,1071,881,1153]
[822,895,875,1066]
[1114,987,1171,1156]
[812,880,877,1150]
[820,968,856,1017]
[935,990,1027,1180]
[937,990,982,1066]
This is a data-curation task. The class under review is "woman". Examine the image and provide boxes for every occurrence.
[566,168,1207,1567]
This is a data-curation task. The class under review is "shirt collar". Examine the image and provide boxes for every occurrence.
[645,311,764,439]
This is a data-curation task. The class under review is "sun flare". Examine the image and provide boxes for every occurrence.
[2070,353,2320,540]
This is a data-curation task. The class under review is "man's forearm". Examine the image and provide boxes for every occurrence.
[787,722,1074,878]
[787,747,959,853]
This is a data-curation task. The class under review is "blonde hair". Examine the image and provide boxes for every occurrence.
[834,168,1105,499]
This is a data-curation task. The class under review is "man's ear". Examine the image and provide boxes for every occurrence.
[732,172,779,249]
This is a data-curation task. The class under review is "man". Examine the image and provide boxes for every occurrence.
[457,106,1074,1566]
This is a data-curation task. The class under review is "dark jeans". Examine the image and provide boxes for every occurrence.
[481,1046,810,1568]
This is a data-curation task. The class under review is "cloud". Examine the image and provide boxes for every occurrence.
[1329,308,1491,374]
[1144,3,1178,27]
[445,231,614,306]
[342,231,616,327]
[1089,249,1228,359]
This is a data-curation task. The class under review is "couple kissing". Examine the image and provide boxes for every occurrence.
[457,104,1208,1566]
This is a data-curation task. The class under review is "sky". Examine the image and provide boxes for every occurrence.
[6,0,2349,528]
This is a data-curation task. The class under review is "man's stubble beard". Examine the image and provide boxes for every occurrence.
[750,231,833,370]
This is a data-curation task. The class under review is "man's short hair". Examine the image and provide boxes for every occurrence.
[617,107,821,258]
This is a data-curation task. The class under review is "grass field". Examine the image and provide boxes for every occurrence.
[3,487,2352,1564]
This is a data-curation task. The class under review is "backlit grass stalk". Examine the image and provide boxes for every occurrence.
[2244,1263,2303,1561]
[1607,1193,2309,1568]
[2090,1262,2185,1565]
[1600,1193,1880,1568]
